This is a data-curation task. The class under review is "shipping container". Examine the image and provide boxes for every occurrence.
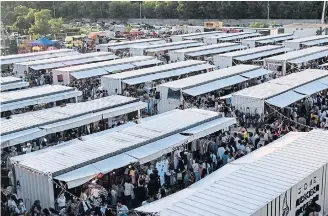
[97,38,165,52]
[135,130,328,216]
[156,65,270,114]
[130,40,202,57]
[241,33,296,48]
[231,69,328,114]
[263,46,328,76]
[168,42,244,62]
[101,60,210,95]
[52,56,159,85]
[284,35,328,50]
[170,31,222,42]
[213,45,292,69]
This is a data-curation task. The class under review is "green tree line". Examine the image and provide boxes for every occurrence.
[1,1,325,25]
[2,5,63,36]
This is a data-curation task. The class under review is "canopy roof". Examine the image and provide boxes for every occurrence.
[0,49,76,66]
[30,37,54,46]
[14,109,220,176]
[0,85,81,112]
[265,46,328,62]
[232,69,328,100]
[159,64,263,90]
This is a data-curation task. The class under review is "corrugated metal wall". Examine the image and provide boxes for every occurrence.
[213,55,233,68]
[157,86,181,114]
[15,165,55,209]
[101,77,123,95]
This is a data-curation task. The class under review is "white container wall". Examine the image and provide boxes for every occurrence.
[263,59,286,76]
[101,77,124,95]
[284,40,302,50]
[12,64,28,77]
[231,95,264,114]
[171,35,183,42]
[130,47,145,56]
[156,85,181,114]
[52,70,71,85]
[187,26,205,33]
[213,55,233,68]
[14,165,55,210]
[241,39,256,48]
[204,37,219,45]
[169,51,187,62]
[252,164,328,216]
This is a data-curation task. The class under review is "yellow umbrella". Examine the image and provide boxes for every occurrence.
[32,46,41,51]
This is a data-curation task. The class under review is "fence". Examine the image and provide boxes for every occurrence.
[97,18,322,26]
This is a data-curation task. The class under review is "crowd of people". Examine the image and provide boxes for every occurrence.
[2,115,292,216]
[2,26,328,216]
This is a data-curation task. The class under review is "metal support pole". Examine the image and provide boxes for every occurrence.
[139,2,142,23]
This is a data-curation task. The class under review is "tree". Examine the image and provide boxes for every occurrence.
[0,1,326,25]
[250,22,268,28]
[14,16,30,34]
[13,5,29,17]
[125,24,132,33]
[49,17,63,34]
[29,9,52,35]
[108,1,131,19]
[13,8,37,34]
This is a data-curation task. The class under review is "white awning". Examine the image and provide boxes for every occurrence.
[1,91,82,112]
[40,113,102,134]
[288,51,328,64]
[146,43,202,53]
[293,81,328,95]
[265,90,306,108]
[70,68,109,79]
[240,68,272,79]
[1,128,46,149]
[181,118,236,140]
[234,47,291,62]
[182,75,247,96]
[103,64,136,72]
[125,134,189,164]
[187,45,245,57]
[301,38,328,46]
[54,153,137,189]
[257,35,297,44]
[219,33,261,41]
[122,64,214,85]
[132,59,162,67]
[1,81,29,91]
[317,77,328,85]
[31,62,66,70]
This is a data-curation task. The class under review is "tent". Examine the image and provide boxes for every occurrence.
[30,37,54,47]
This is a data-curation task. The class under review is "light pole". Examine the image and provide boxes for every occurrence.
[267,1,270,26]
[139,2,142,23]
[53,1,56,18]
[322,1,326,24]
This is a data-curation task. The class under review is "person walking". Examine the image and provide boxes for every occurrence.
[123,179,134,208]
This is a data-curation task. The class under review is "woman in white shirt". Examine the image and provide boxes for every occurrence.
[57,193,66,210]
[192,160,200,182]
[123,179,134,208]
